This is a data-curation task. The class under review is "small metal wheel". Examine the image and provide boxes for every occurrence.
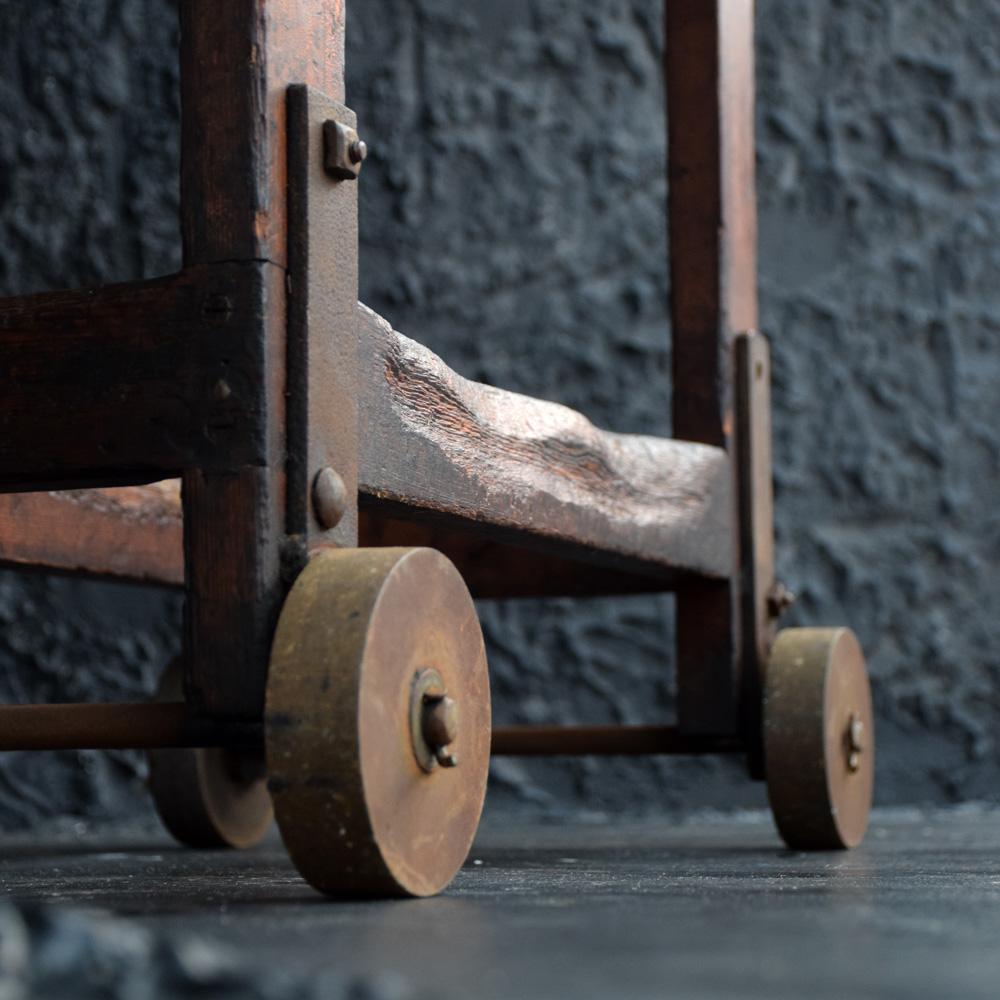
[147,661,273,849]
[764,627,874,850]
[266,547,491,898]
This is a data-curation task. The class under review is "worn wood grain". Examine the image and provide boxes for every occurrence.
[0,483,183,586]
[178,0,346,719]
[1,295,732,593]
[666,0,761,735]
[0,265,269,490]
[179,0,345,268]
[357,306,732,581]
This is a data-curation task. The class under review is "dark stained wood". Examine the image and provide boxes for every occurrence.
[179,1,346,719]
[0,266,269,490]
[666,0,759,735]
[357,305,733,582]
[0,485,679,599]
[179,0,345,268]
[0,483,183,586]
[0,297,732,595]
[358,511,684,598]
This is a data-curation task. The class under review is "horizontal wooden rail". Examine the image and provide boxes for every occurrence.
[357,305,732,582]
[0,299,732,595]
[0,265,271,490]
[0,483,184,585]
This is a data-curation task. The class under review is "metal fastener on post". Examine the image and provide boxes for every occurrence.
[312,467,349,531]
[323,120,367,181]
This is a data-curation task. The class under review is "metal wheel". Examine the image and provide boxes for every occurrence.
[266,547,491,897]
[147,661,273,849]
[764,627,874,850]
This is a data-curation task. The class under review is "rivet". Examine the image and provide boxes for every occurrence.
[213,379,232,401]
[312,467,349,531]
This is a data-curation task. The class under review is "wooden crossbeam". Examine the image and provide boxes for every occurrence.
[0,304,732,595]
[357,305,732,582]
[0,265,271,491]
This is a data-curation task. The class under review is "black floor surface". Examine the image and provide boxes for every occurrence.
[1,807,998,999]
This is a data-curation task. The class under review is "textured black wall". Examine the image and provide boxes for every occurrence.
[0,0,997,828]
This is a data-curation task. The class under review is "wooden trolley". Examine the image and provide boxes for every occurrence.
[0,0,874,896]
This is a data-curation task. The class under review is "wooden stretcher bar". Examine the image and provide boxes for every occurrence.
[0,305,731,595]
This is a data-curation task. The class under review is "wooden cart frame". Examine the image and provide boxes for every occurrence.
[0,1,874,896]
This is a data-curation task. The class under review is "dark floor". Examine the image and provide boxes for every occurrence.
[1,807,999,1000]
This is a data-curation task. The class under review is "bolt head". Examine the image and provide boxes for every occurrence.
[422,693,459,749]
[767,582,797,619]
[323,119,366,181]
[312,467,349,531]
[849,715,865,754]
[349,139,368,164]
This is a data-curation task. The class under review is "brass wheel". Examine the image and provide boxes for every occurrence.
[147,661,273,849]
[764,627,874,850]
[266,547,491,897]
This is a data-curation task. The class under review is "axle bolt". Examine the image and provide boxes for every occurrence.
[422,692,459,767]
[847,712,865,772]
[410,669,460,772]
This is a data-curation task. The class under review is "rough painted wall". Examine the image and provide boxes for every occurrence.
[0,0,996,828]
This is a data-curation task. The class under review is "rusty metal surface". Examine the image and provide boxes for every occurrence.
[734,331,776,776]
[147,661,272,850]
[266,547,490,897]
[763,627,875,849]
[285,85,359,557]
[491,725,743,756]
[0,703,259,752]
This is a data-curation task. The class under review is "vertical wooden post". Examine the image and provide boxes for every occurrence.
[178,1,346,719]
[666,0,763,735]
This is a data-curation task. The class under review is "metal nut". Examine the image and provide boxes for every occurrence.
[767,581,797,619]
[410,669,460,773]
[323,120,367,181]
[422,693,459,749]
[312,467,349,531]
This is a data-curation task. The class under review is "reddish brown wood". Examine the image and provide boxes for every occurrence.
[179,1,347,719]
[358,512,683,598]
[358,306,733,582]
[0,266,268,490]
[0,484,183,585]
[179,0,345,268]
[0,485,677,599]
[0,291,732,595]
[666,0,759,735]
